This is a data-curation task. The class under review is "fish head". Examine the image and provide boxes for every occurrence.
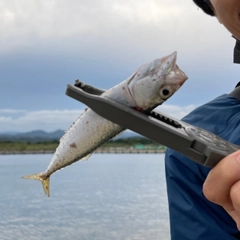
[127,51,188,110]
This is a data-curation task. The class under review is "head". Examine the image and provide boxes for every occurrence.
[193,0,240,41]
[193,0,214,16]
[193,0,240,63]
[127,52,188,110]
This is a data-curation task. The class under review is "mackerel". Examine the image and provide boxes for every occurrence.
[22,51,188,196]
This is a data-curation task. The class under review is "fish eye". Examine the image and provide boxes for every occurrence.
[159,87,172,99]
[162,89,170,96]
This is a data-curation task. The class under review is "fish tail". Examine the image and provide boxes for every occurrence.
[21,173,50,197]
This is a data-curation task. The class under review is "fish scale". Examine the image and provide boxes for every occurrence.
[22,51,188,197]
[46,109,124,176]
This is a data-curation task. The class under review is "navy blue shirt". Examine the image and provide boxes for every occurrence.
[165,94,240,239]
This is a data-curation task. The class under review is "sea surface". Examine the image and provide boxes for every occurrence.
[0,154,170,240]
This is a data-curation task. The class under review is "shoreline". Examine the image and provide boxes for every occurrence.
[0,148,166,155]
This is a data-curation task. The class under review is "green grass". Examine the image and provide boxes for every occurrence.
[0,141,58,151]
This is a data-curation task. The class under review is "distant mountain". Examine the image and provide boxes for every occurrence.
[16,130,64,139]
[0,131,19,135]
[0,130,65,142]
[0,129,141,142]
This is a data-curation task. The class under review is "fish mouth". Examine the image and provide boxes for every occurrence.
[150,51,178,77]
[161,51,177,75]
[164,51,188,84]
[168,51,177,68]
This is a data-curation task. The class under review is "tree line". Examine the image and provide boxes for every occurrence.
[0,137,164,152]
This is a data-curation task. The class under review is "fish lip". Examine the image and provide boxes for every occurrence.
[167,51,188,81]
[155,51,178,76]
[170,51,177,67]
[167,51,177,72]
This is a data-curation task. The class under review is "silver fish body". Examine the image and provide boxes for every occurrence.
[22,51,188,196]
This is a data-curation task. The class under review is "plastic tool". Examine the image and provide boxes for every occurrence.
[65,80,239,168]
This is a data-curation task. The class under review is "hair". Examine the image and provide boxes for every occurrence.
[192,0,215,16]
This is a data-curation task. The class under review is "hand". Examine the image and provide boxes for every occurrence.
[203,150,240,229]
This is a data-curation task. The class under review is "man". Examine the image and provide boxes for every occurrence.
[165,0,240,239]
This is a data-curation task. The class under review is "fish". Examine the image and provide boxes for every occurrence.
[22,51,188,197]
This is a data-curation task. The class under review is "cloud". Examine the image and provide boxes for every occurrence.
[1,0,235,90]
[156,104,197,120]
[0,105,196,132]
[1,0,188,39]
[0,109,27,114]
[0,109,83,132]
[0,0,238,115]
[0,0,231,61]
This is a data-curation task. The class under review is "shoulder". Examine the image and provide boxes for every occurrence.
[182,94,240,144]
[166,93,240,177]
[165,93,240,177]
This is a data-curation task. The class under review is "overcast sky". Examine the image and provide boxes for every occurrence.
[1,0,239,132]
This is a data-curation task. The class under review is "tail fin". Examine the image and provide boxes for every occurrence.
[22,174,50,197]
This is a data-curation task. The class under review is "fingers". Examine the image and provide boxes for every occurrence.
[203,150,240,228]
[230,180,240,229]
[203,150,240,210]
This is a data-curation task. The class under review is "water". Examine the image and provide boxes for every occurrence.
[0,154,170,240]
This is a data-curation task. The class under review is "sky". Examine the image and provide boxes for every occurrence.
[1,0,239,132]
